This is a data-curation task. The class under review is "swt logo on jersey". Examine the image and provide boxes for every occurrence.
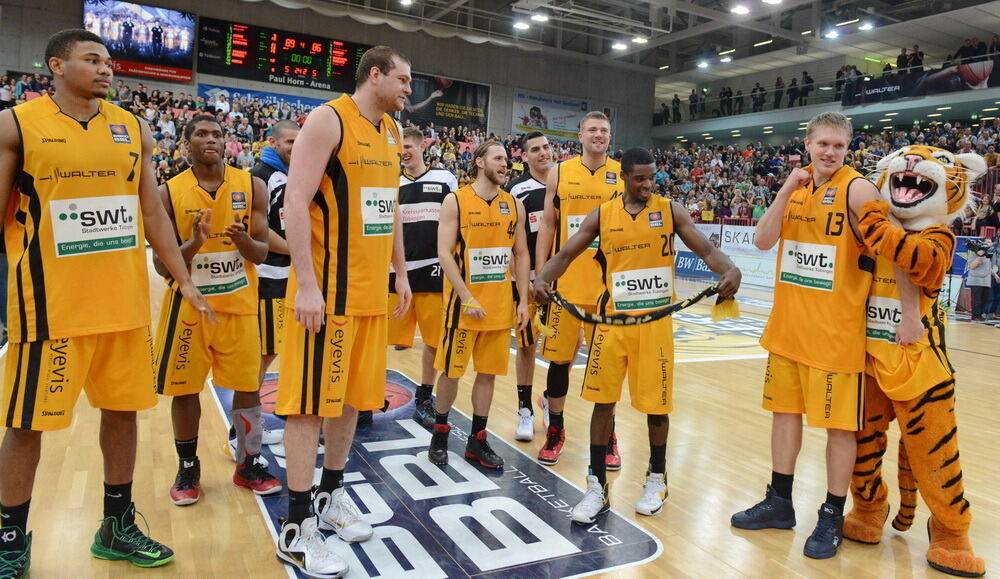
[866,296,902,342]
[362,187,397,236]
[109,124,131,144]
[611,267,672,311]
[192,250,249,295]
[50,195,140,257]
[779,240,836,291]
[470,247,511,283]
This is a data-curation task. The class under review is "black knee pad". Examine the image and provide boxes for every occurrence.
[546,362,570,398]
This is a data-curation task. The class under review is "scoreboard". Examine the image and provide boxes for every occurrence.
[197,17,370,92]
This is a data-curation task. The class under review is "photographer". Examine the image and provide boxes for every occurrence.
[966,238,995,321]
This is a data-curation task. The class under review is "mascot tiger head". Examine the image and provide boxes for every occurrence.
[873,145,987,230]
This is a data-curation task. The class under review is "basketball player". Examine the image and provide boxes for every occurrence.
[534,111,622,468]
[429,141,531,469]
[243,120,300,453]
[731,111,881,559]
[274,46,412,577]
[393,126,458,429]
[153,115,280,505]
[534,147,741,523]
[0,29,213,574]
[503,131,552,441]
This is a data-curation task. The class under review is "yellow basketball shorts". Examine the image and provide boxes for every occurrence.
[865,345,954,402]
[762,352,864,431]
[2,326,157,431]
[155,289,261,396]
[259,297,286,356]
[277,313,388,417]
[580,317,674,414]
[387,292,442,349]
[539,301,595,362]
[435,326,511,379]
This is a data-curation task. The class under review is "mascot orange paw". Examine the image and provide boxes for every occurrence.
[843,501,889,544]
[926,517,986,577]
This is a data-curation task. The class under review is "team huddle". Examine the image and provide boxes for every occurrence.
[0,29,987,579]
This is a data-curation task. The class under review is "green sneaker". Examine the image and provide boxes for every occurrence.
[90,504,174,568]
[0,528,31,578]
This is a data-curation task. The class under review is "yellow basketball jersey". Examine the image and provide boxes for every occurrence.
[865,254,952,400]
[760,164,872,373]
[596,195,675,315]
[552,156,623,305]
[285,94,402,316]
[165,165,257,315]
[442,186,518,331]
[5,95,148,342]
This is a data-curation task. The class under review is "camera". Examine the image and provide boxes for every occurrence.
[967,238,995,257]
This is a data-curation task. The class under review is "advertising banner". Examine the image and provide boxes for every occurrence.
[512,90,614,142]
[402,73,490,132]
[843,60,996,106]
[197,83,326,113]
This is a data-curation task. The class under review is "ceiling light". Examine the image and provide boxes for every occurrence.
[763,130,773,134]
[632,36,648,44]
[762,126,773,129]
[530,13,549,22]
[513,21,530,30]
[658,65,670,70]
[982,116,997,121]
[885,112,898,116]
[705,136,714,140]
[836,18,860,27]
[753,39,773,47]
[936,107,952,111]
[697,61,708,68]
[927,113,942,117]
[701,133,711,136]
[819,85,832,90]
[730,4,750,15]
[400,0,413,5]
[863,76,871,81]
[878,118,892,122]
[718,48,736,55]
[676,136,685,139]
[762,0,782,4]
[825,30,839,39]
[611,41,627,50]
[983,107,999,112]
[858,22,873,31]
[800,29,812,35]
[720,56,732,63]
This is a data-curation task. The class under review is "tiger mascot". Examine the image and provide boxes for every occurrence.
[845,145,987,577]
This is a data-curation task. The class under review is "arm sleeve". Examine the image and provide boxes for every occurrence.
[858,200,955,289]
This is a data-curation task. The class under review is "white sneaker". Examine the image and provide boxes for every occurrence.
[316,488,373,542]
[536,394,550,429]
[227,438,270,468]
[261,424,284,445]
[515,408,534,441]
[276,517,348,578]
[635,472,668,516]
[571,475,609,524]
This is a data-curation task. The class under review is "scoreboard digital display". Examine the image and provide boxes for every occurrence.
[197,17,370,92]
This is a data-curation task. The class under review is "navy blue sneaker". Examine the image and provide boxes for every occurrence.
[804,503,844,559]
[0,527,30,578]
[731,485,796,530]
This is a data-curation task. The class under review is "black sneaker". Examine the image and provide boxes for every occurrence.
[429,424,450,465]
[0,527,31,578]
[804,503,844,559]
[412,397,436,430]
[465,430,504,469]
[731,485,796,530]
[90,504,175,568]
[169,458,201,506]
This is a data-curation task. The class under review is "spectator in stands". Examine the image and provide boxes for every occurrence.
[800,71,814,105]
[672,94,681,123]
[660,102,669,125]
[688,89,698,119]
[787,78,800,107]
[834,66,846,100]
[897,47,909,72]
[0,77,12,111]
[966,240,994,321]
[751,82,765,112]
[773,77,784,109]
[909,45,924,74]
[734,90,745,115]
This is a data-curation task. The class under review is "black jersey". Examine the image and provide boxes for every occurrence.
[390,167,459,293]
[505,171,547,276]
[250,159,289,299]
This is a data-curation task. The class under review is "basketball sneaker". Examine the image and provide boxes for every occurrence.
[635,472,668,516]
[515,408,534,442]
[233,455,283,496]
[0,527,30,579]
[169,458,201,506]
[465,430,504,469]
[90,504,174,568]
[261,424,283,445]
[804,503,844,559]
[411,396,436,429]
[730,485,796,530]
[605,432,622,471]
[227,438,271,468]
[276,517,348,579]
[536,393,550,428]
[571,475,610,524]
[537,426,565,465]
[428,424,450,465]
[315,489,373,543]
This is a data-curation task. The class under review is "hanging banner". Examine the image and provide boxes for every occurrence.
[512,89,614,142]
[197,83,326,114]
[401,73,490,132]
[842,60,996,106]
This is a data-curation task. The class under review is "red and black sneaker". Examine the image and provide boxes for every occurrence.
[169,458,201,506]
[605,432,622,471]
[537,426,565,466]
[233,455,282,496]
[429,424,450,465]
[465,430,504,469]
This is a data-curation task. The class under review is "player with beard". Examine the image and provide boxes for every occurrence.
[503,131,552,442]
[0,29,213,575]
[275,46,412,577]
[394,126,458,429]
[428,142,531,469]
[534,111,623,468]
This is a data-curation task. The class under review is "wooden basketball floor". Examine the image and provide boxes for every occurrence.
[5,254,998,578]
